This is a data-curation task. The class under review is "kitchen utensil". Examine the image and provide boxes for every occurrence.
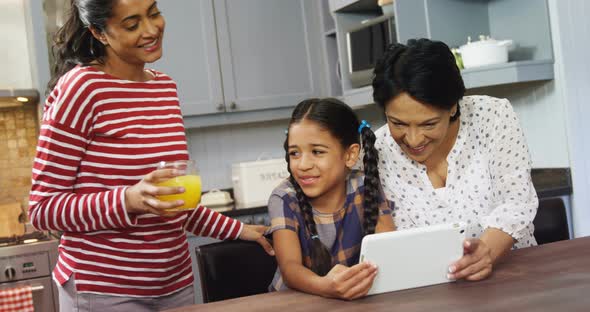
[156,160,202,211]
[459,35,513,69]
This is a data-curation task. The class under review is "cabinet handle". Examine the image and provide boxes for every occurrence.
[216,103,225,111]
[230,102,237,110]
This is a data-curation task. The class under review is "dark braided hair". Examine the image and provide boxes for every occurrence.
[284,98,381,276]
[47,0,115,94]
[372,38,465,121]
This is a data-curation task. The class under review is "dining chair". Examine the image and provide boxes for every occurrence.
[533,197,570,245]
[195,240,277,303]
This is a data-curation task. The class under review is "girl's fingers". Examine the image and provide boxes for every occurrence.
[346,270,378,300]
[335,262,375,283]
[341,264,377,293]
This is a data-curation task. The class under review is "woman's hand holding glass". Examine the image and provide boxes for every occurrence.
[125,160,201,216]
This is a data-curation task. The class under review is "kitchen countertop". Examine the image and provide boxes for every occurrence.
[216,168,572,217]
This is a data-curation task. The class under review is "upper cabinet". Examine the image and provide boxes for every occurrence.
[153,0,223,116]
[154,0,322,126]
[395,0,554,90]
[215,0,321,112]
[320,0,554,107]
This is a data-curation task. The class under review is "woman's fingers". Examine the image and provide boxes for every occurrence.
[256,236,275,256]
[449,238,489,276]
[465,266,493,281]
[144,168,181,183]
[134,193,184,217]
[239,225,275,256]
[451,255,492,280]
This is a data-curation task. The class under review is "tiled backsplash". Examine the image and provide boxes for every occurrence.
[0,103,39,205]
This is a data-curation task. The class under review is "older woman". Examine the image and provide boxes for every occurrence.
[372,38,538,281]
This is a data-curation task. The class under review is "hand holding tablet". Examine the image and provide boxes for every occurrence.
[359,223,466,295]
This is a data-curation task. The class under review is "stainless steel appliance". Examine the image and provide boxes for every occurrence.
[346,14,396,88]
[0,232,59,312]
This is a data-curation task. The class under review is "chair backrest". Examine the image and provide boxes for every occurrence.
[533,197,570,245]
[195,240,277,303]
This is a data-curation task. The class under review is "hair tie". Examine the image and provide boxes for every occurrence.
[311,235,319,240]
[358,120,371,134]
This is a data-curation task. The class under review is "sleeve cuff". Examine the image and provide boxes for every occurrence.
[118,186,137,227]
[233,221,244,240]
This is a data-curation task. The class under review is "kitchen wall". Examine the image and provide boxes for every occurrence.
[0,0,33,89]
[468,80,570,168]
[547,0,590,237]
[187,106,385,191]
[12,0,587,235]
[0,103,39,205]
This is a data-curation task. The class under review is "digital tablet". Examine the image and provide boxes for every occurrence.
[359,223,466,295]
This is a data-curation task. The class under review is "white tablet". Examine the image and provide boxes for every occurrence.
[359,223,466,295]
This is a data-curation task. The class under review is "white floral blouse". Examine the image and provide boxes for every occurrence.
[375,95,538,248]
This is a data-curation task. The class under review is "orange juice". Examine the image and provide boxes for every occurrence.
[157,175,202,211]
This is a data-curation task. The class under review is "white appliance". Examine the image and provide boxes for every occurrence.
[346,14,396,88]
[231,158,289,209]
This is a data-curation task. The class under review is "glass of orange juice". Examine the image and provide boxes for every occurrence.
[156,160,202,211]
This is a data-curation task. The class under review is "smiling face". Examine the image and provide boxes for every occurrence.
[385,92,457,163]
[93,0,165,66]
[287,119,359,201]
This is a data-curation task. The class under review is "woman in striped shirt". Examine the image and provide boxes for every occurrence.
[28,0,273,310]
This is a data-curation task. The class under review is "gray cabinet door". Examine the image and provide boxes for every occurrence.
[153,0,224,116]
[214,0,321,112]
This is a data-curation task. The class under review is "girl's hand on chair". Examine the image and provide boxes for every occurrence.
[239,224,275,256]
[323,262,378,300]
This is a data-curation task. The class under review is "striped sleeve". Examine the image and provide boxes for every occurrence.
[28,120,136,232]
[183,205,243,240]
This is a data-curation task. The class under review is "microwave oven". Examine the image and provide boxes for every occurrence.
[346,15,396,88]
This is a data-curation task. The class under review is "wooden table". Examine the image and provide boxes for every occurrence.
[168,237,590,312]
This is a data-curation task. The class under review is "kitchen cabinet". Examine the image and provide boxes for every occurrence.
[395,0,554,90]
[321,0,554,106]
[153,1,222,116]
[154,0,322,127]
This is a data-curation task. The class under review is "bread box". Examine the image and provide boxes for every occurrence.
[232,158,289,209]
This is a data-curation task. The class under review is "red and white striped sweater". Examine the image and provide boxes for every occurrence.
[28,66,243,297]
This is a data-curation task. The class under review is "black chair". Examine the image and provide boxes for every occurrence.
[533,197,570,245]
[195,240,277,303]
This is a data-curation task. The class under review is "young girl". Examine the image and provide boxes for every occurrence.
[268,98,395,300]
[29,0,271,310]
